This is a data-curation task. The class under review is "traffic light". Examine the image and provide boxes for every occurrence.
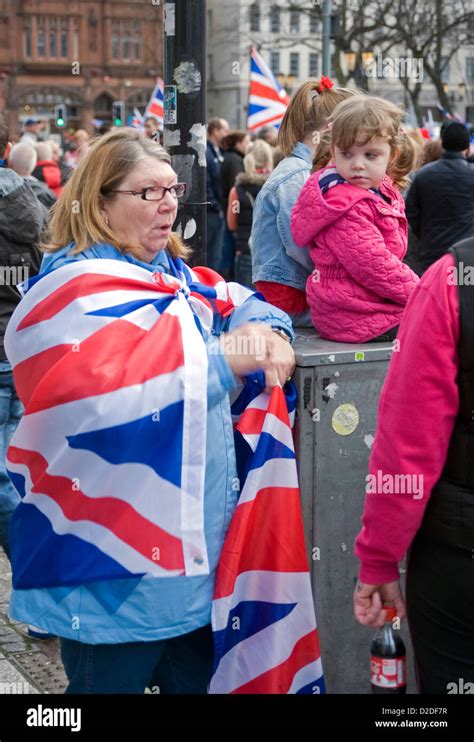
[112,101,125,127]
[55,103,67,128]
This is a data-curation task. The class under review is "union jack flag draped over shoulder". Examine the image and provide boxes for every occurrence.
[247,46,291,133]
[5,258,250,589]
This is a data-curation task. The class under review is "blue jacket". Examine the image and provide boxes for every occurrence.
[9,242,294,644]
[251,142,314,292]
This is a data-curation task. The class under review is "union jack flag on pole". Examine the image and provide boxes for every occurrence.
[210,379,325,694]
[145,78,164,130]
[247,46,291,133]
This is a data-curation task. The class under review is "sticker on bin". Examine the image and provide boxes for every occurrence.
[331,403,359,436]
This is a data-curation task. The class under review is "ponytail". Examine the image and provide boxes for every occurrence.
[278,78,358,157]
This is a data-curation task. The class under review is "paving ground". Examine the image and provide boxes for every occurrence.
[0,548,67,694]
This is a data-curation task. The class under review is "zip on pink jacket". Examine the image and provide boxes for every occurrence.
[290,167,420,342]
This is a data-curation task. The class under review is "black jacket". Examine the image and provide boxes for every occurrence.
[206,141,224,213]
[23,175,57,209]
[405,152,474,273]
[220,149,244,212]
[232,172,268,255]
[0,168,48,360]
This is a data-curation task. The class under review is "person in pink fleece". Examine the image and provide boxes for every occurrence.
[353,241,474,693]
[291,96,421,342]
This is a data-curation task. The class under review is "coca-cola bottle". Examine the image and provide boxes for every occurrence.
[370,605,406,694]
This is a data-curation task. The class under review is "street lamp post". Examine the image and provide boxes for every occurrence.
[443,83,467,118]
[277,73,296,95]
[344,49,373,90]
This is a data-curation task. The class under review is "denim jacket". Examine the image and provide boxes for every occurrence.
[9,243,294,644]
[251,142,314,292]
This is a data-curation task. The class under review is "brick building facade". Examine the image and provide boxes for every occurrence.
[0,0,163,138]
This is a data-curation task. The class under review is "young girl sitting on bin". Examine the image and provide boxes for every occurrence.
[290,96,421,343]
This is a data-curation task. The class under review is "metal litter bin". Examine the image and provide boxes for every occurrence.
[293,329,415,694]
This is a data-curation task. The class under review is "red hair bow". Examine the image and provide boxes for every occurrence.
[317,76,334,92]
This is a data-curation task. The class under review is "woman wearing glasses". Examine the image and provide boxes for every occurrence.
[6,128,294,693]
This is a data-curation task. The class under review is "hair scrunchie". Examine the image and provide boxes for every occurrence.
[316,76,334,93]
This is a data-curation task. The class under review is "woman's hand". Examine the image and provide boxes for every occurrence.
[353,580,406,628]
[220,323,295,390]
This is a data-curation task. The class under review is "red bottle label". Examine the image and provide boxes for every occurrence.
[371,655,406,689]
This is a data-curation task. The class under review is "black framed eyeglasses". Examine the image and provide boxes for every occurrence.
[110,183,187,201]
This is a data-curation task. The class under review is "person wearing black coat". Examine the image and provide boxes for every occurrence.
[206,118,229,270]
[0,116,48,559]
[219,131,250,280]
[405,122,474,274]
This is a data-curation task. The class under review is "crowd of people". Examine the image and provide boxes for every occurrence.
[0,75,473,694]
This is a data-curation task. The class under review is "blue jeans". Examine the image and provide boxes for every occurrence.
[234,253,253,289]
[206,210,225,271]
[0,361,23,559]
[60,623,214,694]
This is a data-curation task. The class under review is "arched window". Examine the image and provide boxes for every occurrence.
[112,20,120,59]
[50,29,57,57]
[37,29,46,57]
[60,21,68,58]
[23,24,32,57]
[134,32,141,60]
[123,30,131,60]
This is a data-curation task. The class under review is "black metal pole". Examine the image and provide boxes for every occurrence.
[163,0,207,267]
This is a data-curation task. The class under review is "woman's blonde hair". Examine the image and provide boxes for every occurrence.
[278,79,359,157]
[312,95,422,190]
[243,139,274,175]
[42,127,190,260]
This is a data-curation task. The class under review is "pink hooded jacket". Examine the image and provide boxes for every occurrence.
[291,168,420,342]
